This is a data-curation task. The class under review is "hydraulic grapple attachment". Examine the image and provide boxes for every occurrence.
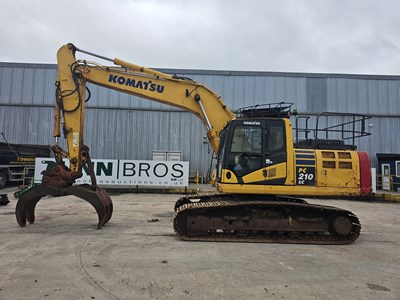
[15,147,113,229]
[16,184,113,229]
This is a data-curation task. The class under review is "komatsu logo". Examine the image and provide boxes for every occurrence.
[243,121,260,125]
[108,75,165,93]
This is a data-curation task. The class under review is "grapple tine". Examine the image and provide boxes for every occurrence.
[66,185,113,228]
[16,184,51,227]
[96,188,113,225]
[24,196,41,224]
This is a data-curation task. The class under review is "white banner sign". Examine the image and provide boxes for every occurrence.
[34,158,189,187]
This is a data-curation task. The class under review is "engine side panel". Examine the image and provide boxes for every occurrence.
[217,148,371,197]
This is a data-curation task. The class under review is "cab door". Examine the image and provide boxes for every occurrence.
[262,119,287,184]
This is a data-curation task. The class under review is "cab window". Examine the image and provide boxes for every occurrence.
[230,126,262,153]
[229,126,262,176]
[267,125,285,153]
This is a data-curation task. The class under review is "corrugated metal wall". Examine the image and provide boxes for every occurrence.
[1,62,399,174]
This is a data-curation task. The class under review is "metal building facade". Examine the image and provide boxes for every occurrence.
[1,62,399,175]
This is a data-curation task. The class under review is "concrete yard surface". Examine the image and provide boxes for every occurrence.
[0,187,399,300]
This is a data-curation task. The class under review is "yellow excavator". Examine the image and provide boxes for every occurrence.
[16,43,372,244]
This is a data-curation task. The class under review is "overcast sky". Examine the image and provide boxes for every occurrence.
[1,0,400,75]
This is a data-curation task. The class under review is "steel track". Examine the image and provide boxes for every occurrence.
[173,194,361,245]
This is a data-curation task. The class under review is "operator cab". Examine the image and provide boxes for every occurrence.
[217,103,288,184]
[216,118,287,181]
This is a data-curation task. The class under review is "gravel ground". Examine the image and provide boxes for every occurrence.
[0,186,399,300]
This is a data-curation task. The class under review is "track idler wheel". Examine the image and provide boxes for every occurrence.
[331,215,353,236]
[15,184,113,229]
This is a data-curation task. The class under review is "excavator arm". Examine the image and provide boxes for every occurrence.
[16,43,234,228]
